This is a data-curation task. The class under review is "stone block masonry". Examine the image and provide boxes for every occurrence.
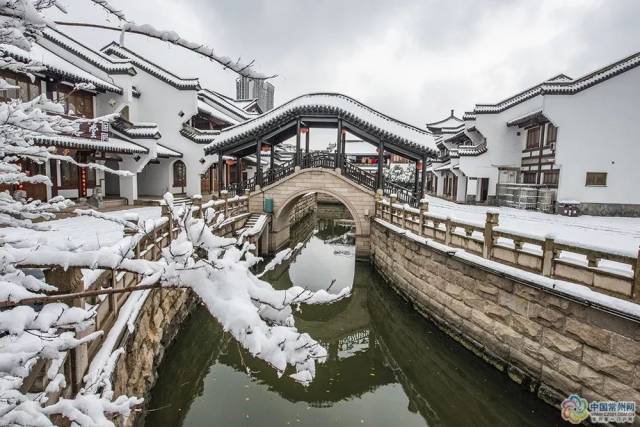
[370,221,640,413]
[114,288,197,426]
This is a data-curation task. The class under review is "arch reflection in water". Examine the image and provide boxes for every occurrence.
[144,212,561,427]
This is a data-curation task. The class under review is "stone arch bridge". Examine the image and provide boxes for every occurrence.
[204,93,439,256]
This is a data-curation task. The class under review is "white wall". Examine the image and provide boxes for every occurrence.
[545,67,640,204]
[137,159,172,196]
[126,68,205,196]
[474,95,544,170]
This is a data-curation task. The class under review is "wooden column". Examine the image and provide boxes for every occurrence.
[295,119,301,166]
[420,156,427,199]
[256,139,262,187]
[236,157,242,185]
[336,119,342,168]
[413,159,420,195]
[270,144,275,170]
[341,127,346,170]
[305,129,310,155]
[377,139,384,190]
[217,152,224,196]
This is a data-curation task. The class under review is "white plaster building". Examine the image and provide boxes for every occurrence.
[426,52,640,216]
[0,26,265,206]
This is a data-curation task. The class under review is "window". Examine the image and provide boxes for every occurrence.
[546,124,557,145]
[522,171,537,184]
[526,127,540,149]
[543,170,559,186]
[173,160,186,188]
[47,83,94,118]
[0,71,41,102]
[585,172,607,186]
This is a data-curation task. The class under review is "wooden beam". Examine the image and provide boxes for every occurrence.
[305,129,310,155]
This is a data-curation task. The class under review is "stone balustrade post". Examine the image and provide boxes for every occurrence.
[418,199,429,236]
[390,194,398,224]
[483,210,499,259]
[161,202,173,242]
[542,236,556,276]
[221,190,229,217]
[444,217,452,245]
[375,189,383,218]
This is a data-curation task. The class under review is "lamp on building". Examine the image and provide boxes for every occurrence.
[133,155,141,162]
[178,110,185,117]
[199,158,206,164]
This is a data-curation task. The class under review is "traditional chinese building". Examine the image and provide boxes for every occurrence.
[426,52,640,216]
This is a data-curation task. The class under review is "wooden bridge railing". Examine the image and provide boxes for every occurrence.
[223,151,420,206]
[22,194,251,403]
[375,194,640,303]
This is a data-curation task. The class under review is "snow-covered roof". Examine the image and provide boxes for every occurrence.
[0,43,123,93]
[33,134,147,154]
[426,110,464,133]
[463,111,476,121]
[458,142,487,156]
[199,89,259,121]
[473,51,640,113]
[101,42,200,90]
[205,93,438,156]
[157,143,182,158]
[180,125,219,143]
[111,118,161,139]
[438,129,471,145]
[41,27,135,75]
[505,109,551,128]
[197,99,239,125]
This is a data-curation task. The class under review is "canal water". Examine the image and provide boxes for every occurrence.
[143,207,563,427]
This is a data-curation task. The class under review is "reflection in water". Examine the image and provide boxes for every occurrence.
[144,211,562,427]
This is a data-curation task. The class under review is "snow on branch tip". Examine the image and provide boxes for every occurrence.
[85,0,275,80]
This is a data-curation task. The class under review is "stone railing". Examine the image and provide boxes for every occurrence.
[21,194,252,408]
[375,195,640,303]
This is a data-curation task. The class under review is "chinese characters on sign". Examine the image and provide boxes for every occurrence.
[77,121,109,142]
[561,394,636,424]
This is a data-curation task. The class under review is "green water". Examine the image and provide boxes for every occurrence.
[143,213,563,427]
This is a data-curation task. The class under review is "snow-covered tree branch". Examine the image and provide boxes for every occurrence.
[80,0,276,80]
[0,3,345,425]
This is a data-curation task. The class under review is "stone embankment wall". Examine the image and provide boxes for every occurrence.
[113,289,196,426]
[370,221,640,412]
[289,192,317,224]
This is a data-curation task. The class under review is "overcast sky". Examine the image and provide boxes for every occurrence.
[54,0,639,127]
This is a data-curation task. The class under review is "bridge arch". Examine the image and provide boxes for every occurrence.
[248,167,375,257]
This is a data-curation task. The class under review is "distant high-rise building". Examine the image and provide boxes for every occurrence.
[235,76,275,111]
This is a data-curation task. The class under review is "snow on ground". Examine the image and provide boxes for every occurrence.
[1,206,161,251]
[425,196,640,255]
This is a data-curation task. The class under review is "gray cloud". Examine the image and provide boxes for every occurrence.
[62,0,639,126]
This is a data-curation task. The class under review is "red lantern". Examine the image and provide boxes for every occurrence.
[300,127,309,134]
